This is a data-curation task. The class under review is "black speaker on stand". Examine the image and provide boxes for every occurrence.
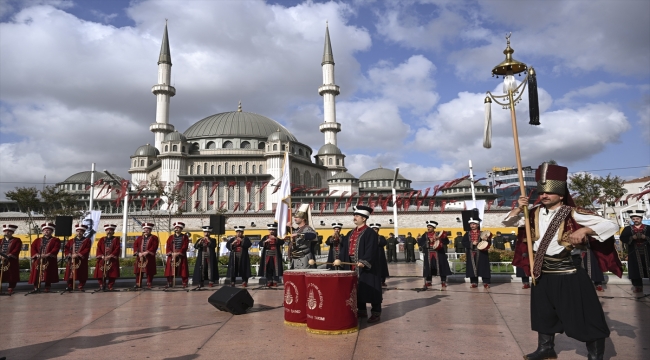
[209,215,226,235]
[461,209,480,232]
[55,216,74,268]
[208,287,254,315]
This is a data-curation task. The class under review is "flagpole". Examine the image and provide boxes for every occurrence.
[468,160,477,209]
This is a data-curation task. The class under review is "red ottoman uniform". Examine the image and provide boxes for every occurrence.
[29,223,61,291]
[94,226,121,290]
[133,224,159,288]
[165,223,189,287]
[1,224,22,294]
[64,226,91,290]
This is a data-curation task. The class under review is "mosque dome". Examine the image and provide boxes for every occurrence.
[62,171,123,184]
[184,110,297,141]
[133,144,160,157]
[359,167,408,182]
[317,143,342,155]
[164,131,187,142]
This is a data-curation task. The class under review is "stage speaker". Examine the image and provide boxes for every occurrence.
[461,209,480,232]
[209,214,226,235]
[208,287,254,315]
[54,216,73,237]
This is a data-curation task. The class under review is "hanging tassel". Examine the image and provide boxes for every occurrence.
[528,67,540,125]
[483,96,492,149]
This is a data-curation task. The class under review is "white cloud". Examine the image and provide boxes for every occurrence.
[414,86,630,171]
[637,94,650,142]
[557,82,630,106]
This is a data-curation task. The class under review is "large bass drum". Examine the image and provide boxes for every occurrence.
[304,270,358,335]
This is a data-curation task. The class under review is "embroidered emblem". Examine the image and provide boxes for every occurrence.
[307,289,317,310]
[346,286,358,316]
[284,281,298,305]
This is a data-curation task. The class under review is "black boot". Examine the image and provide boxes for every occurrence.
[524,333,557,360]
[586,338,605,360]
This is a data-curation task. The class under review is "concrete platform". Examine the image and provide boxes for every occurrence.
[1,263,649,360]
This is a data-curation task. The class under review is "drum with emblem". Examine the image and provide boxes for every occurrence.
[304,270,358,334]
[283,269,321,326]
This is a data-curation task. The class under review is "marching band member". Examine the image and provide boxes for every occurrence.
[386,232,398,263]
[133,223,159,289]
[326,223,349,270]
[259,223,284,287]
[192,226,218,288]
[289,204,317,269]
[620,210,649,293]
[29,222,61,292]
[418,221,452,289]
[346,205,382,323]
[64,224,91,291]
[164,222,190,288]
[462,217,492,289]
[95,224,121,291]
[370,223,389,287]
[1,224,22,295]
[226,226,251,287]
[503,162,620,360]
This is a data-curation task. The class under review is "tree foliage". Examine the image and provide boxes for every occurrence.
[5,187,41,239]
[40,185,83,220]
[568,173,627,221]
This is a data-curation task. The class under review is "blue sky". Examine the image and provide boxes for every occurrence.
[0,0,648,196]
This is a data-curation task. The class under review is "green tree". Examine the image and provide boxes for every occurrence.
[5,186,41,241]
[595,174,627,225]
[568,173,600,210]
[40,185,83,220]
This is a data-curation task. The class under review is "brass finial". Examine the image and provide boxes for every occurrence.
[484,96,492,104]
[238,101,242,112]
[491,32,527,76]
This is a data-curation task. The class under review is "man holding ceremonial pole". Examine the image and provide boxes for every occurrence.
[95,224,121,291]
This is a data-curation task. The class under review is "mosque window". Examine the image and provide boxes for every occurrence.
[336,159,340,165]
[164,145,168,152]
[246,163,249,173]
[299,148,303,156]
[172,145,178,152]
[223,141,233,149]
[218,165,221,174]
[224,162,228,174]
[204,163,208,174]
[197,165,201,174]
[291,146,294,153]
[273,144,277,151]
[314,174,322,188]
[149,160,152,166]
[211,165,214,174]
[133,160,136,167]
[206,141,216,150]
[304,171,312,187]
[281,144,286,151]
[232,165,235,174]
[238,165,242,174]
[328,158,333,165]
[259,165,263,173]
[241,141,251,149]
[182,146,186,152]
[292,168,300,185]
[189,166,193,175]
[140,160,144,166]
[252,165,256,173]
[258,142,265,150]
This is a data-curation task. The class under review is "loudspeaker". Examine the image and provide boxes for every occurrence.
[461,209,480,232]
[209,215,226,235]
[54,216,73,237]
[208,287,254,315]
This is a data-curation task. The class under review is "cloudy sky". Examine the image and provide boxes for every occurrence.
[1,0,649,198]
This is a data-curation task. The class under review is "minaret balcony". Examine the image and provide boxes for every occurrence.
[318,84,340,96]
[149,123,175,132]
[151,84,176,96]
[319,122,341,133]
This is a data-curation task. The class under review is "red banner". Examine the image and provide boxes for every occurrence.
[381,197,390,212]
[258,202,265,212]
[367,195,373,207]
[244,202,252,213]
[151,197,161,209]
[141,197,147,210]
[173,180,185,192]
[423,187,431,199]
[190,181,202,196]
[228,181,237,189]
[233,202,240,212]
[498,199,505,207]
[320,202,326,215]
[416,199,423,211]
[377,195,383,211]
[271,181,282,194]
[511,200,518,210]
[209,200,214,205]
[194,201,201,210]
[245,181,253,194]
[333,202,340,214]
[314,187,328,195]
[487,200,494,210]
[432,184,441,197]
[180,199,187,209]
[256,181,269,194]
[441,200,447,212]
[209,182,219,197]
[357,193,365,206]
[219,201,227,210]
[429,200,435,211]
[326,190,338,199]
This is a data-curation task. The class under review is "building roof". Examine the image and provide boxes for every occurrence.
[62,171,123,184]
[624,176,650,184]
[134,144,160,157]
[183,110,297,141]
[359,167,407,181]
[267,130,292,142]
[317,143,342,155]
[158,22,172,65]
[329,171,357,180]
[164,131,186,142]
[450,179,488,188]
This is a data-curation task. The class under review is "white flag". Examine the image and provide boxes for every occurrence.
[274,152,291,238]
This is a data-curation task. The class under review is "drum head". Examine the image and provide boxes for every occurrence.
[477,241,488,250]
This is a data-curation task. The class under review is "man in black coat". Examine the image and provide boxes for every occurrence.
[418,221,452,289]
[226,226,252,287]
[462,217,492,289]
[453,232,464,253]
[404,232,417,262]
[259,223,284,287]
[192,226,219,288]
[620,210,650,293]
[493,231,506,250]
[386,233,398,263]
[326,223,348,270]
[346,205,382,323]
[370,223,389,287]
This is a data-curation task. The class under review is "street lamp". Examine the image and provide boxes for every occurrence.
[483,33,539,284]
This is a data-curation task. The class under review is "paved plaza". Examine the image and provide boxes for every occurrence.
[1,263,648,360]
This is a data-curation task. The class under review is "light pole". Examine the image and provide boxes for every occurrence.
[484,33,539,284]
[104,170,129,258]
[391,167,400,240]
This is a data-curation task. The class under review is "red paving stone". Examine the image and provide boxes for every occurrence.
[1,263,649,360]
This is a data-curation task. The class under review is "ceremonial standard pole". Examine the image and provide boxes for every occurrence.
[391,168,400,240]
[483,33,540,285]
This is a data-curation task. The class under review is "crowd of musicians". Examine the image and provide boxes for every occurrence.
[2,162,649,359]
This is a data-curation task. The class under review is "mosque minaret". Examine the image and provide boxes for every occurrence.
[150,21,176,152]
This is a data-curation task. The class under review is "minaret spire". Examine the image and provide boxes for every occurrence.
[150,21,176,151]
[317,22,345,176]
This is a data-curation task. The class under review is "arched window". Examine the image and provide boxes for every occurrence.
[291,146,294,153]
[218,165,221,174]
[197,165,201,174]
[206,141,216,149]
[252,165,256,173]
[232,165,235,174]
[189,166,193,175]
[238,165,242,174]
[292,168,301,185]
[258,142,265,150]
[149,160,152,165]
[133,160,136,167]
[273,144,277,151]
[245,162,249,174]
[281,144,286,151]
[259,165,263,173]
[224,162,228,174]
[299,149,303,156]
[328,158,333,165]
[211,165,215,174]
[336,159,340,165]
[164,145,168,152]
[140,159,144,166]
[172,145,178,152]
[304,171,312,187]
[314,173,322,188]
[204,163,208,174]
[223,141,233,149]
[240,141,251,149]
[191,143,199,153]
[182,146,185,152]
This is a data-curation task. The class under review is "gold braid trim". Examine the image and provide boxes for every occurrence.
[284,320,307,327]
[306,326,358,335]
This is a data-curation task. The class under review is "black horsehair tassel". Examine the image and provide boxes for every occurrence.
[527,68,540,125]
